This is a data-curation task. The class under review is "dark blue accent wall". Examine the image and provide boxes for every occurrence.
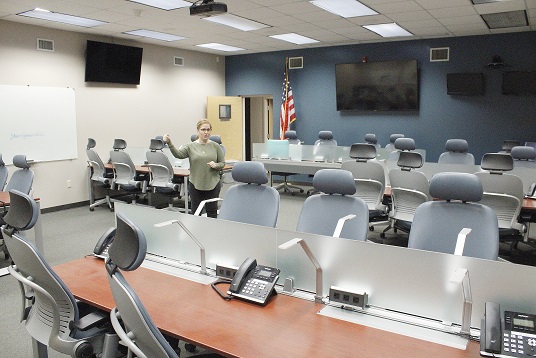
[225,31,536,163]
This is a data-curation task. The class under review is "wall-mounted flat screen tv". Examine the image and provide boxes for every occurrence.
[85,40,143,85]
[447,72,484,96]
[502,71,536,95]
[335,59,419,111]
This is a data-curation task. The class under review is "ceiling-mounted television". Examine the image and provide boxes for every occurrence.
[85,40,143,85]
[502,71,536,95]
[447,72,484,96]
[335,59,419,111]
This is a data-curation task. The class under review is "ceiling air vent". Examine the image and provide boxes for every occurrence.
[430,47,449,62]
[174,56,184,66]
[37,38,54,52]
[288,57,303,69]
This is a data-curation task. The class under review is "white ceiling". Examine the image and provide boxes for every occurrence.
[0,0,534,55]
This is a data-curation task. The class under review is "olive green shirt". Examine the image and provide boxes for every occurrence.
[168,140,225,191]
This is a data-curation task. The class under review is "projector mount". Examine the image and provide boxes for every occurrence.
[190,0,228,17]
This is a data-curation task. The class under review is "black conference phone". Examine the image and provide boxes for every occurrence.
[93,227,116,259]
[227,257,280,306]
[481,302,536,357]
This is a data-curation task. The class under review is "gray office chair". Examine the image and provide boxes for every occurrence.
[296,169,369,241]
[500,140,521,153]
[408,172,499,260]
[273,130,304,195]
[86,138,120,211]
[438,139,475,165]
[110,138,147,204]
[197,161,280,227]
[5,154,34,194]
[105,213,220,358]
[313,130,337,162]
[146,139,182,210]
[475,153,526,252]
[0,153,7,190]
[341,144,388,230]
[511,146,536,168]
[387,137,415,162]
[381,151,431,239]
[384,133,404,151]
[364,133,380,149]
[3,189,118,357]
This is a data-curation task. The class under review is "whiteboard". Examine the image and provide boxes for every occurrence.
[0,85,78,165]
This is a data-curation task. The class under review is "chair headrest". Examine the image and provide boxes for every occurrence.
[87,138,96,150]
[108,212,147,272]
[191,134,197,142]
[397,151,423,169]
[209,135,222,144]
[445,139,468,153]
[349,143,376,160]
[429,172,483,202]
[364,133,377,144]
[394,138,415,151]
[313,169,356,195]
[4,190,39,231]
[232,161,268,185]
[0,153,4,166]
[285,130,298,140]
[12,155,30,169]
[511,146,536,161]
[481,153,514,172]
[318,131,333,140]
[502,140,521,151]
[149,139,164,151]
[113,139,127,150]
[389,134,404,143]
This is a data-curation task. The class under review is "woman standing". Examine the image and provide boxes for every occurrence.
[163,119,225,218]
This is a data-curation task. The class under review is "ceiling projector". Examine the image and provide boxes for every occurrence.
[190,0,227,16]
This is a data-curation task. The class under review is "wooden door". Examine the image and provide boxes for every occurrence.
[207,96,243,161]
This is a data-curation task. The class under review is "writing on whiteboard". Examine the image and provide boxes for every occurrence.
[10,132,45,140]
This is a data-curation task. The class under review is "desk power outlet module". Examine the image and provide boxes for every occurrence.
[216,264,238,280]
[329,286,368,309]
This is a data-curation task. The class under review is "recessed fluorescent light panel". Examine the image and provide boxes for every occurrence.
[481,10,528,29]
[270,33,319,45]
[363,23,413,37]
[196,43,245,52]
[124,29,186,42]
[18,9,107,27]
[310,0,377,18]
[128,0,191,10]
[203,14,270,31]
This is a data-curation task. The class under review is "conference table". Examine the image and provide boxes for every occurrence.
[54,255,482,358]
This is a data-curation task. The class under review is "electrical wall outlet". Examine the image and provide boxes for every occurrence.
[329,286,368,309]
[216,263,238,280]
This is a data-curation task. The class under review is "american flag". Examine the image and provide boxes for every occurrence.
[279,75,296,139]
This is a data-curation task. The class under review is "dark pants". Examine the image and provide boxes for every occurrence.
[188,181,221,218]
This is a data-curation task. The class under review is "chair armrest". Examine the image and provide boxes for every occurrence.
[194,198,223,216]
[110,308,147,358]
[71,310,108,331]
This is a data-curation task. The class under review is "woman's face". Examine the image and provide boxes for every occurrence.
[198,123,212,141]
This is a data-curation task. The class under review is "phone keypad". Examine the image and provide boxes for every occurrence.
[502,332,536,356]
[240,279,270,300]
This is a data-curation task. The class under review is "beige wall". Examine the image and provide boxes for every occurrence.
[0,20,225,209]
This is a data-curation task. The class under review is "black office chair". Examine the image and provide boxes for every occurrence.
[109,139,147,204]
[105,212,221,358]
[3,189,118,357]
[86,138,120,211]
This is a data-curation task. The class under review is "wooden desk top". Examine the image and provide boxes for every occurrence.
[0,191,40,206]
[54,256,480,358]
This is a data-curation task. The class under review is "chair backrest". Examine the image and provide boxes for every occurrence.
[438,139,475,165]
[209,135,226,155]
[86,138,111,185]
[384,134,404,150]
[0,153,8,190]
[476,153,524,231]
[146,139,178,192]
[408,172,499,260]
[5,155,34,194]
[2,190,82,348]
[388,137,415,161]
[341,144,386,211]
[364,133,380,148]
[511,146,536,168]
[388,151,431,222]
[296,169,369,241]
[219,161,280,227]
[110,139,141,189]
[285,130,301,144]
[314,131,337,146]
[106,212,178,358]
[501,140,521,153]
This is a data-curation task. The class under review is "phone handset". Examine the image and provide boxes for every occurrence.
[229,257,257,293]
[93,227,116,258]
[483,301,501,354]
